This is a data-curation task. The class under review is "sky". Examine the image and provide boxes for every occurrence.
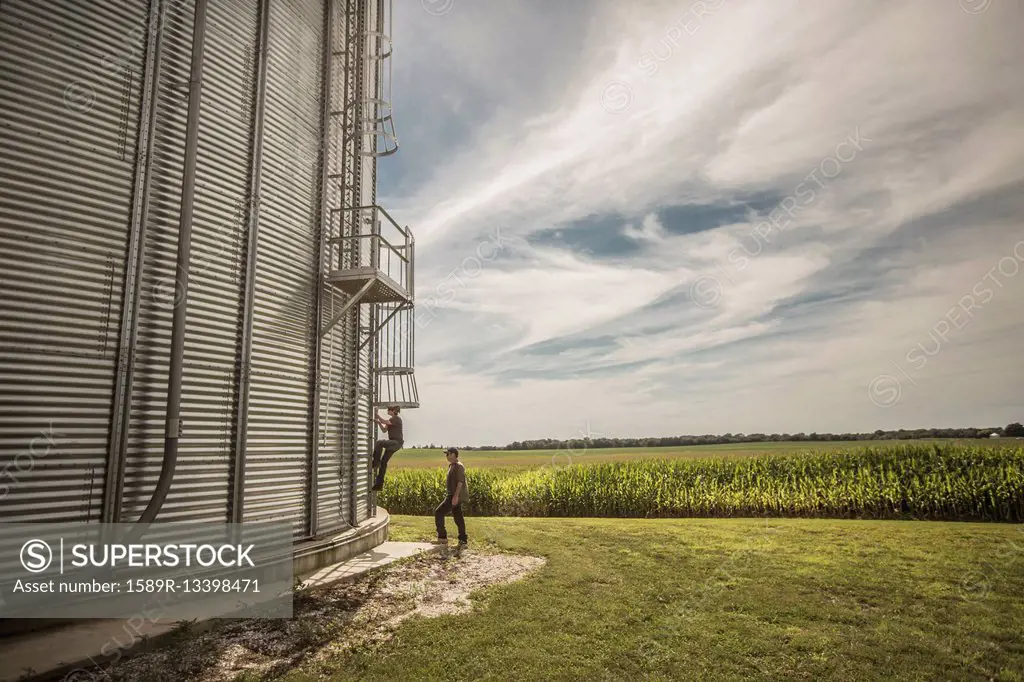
[376,0,1024,447]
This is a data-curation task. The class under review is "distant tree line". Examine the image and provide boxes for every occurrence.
[418,422,1024,451]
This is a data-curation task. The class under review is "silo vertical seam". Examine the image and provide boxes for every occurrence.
[103,0,166,525]
[346,0,361,528]
[231,0,272,525]
[141,0,209,525]
[357,0,372,525]
[367,0,385,519]
[309,0,335,538]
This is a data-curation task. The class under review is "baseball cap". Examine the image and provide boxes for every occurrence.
[443,447,459,455]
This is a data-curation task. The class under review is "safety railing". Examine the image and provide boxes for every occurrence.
[327,204,413,298]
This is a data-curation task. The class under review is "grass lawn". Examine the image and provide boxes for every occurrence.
[390,438,1016,471]
[287,515,1024,682]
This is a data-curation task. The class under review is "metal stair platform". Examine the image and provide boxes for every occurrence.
[325,266,410,304]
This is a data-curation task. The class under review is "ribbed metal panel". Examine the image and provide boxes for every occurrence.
[0,0,149,521]
[172,0,259,521]
[1,0,380,536]
[316,0,353,533]
[120,0,195,521]
[353,0,381,523]
[355,307,372,521]
[244,0,325,536]
[118,0,258,524]
[316,292,354,532]
[329,0,372,526]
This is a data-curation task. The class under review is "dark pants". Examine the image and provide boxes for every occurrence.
[434,496,467,542]
[372,439,402,488]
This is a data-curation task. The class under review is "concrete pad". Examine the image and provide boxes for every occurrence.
[0,618,187,682]
[0,541,436,682]
[298,541,436,590]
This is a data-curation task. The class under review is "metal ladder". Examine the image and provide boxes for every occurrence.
[319,0,416,524]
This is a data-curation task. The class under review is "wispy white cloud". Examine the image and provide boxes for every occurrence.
[445,248,683,350]
[623,214,668,243]
[379,0,1024,445]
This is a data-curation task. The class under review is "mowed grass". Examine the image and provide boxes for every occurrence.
[286,516,1024,681]
[389,438,1016,471]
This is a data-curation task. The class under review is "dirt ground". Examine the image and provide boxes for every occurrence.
[64,550,546,682]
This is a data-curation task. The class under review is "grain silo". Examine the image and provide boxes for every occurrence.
[0,0,417,568]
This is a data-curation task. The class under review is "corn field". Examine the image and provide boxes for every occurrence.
[379,443,1024,521]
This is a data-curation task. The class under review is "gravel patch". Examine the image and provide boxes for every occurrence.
[69,550,545,682]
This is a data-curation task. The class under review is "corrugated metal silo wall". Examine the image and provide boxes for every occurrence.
[119,0,193,523]
[0,0,150,522]
[119,0,261,523]
[118,0,264,525]
[354,0,381,522]
[317,0,355,532]
[241,0,326,535]
[180,0,258,520]
[310,0,345,535]
[1,0,372,536]
[320,0,373,530]
[114,0,335,538]
[316,302,354,532]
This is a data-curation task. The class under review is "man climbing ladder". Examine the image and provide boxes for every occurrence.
[371,405,404,491]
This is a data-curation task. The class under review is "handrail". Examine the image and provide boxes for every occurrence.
[379,236,405,263]
[326,233,409,264]
[326,203,414,297]
[408,227,414,298]
[375,204,407,237]
[328,231,408,245]
[335,204,410,237]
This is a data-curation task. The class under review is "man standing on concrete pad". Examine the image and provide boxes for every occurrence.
[372,405,404,491]
[433,447,468,548]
